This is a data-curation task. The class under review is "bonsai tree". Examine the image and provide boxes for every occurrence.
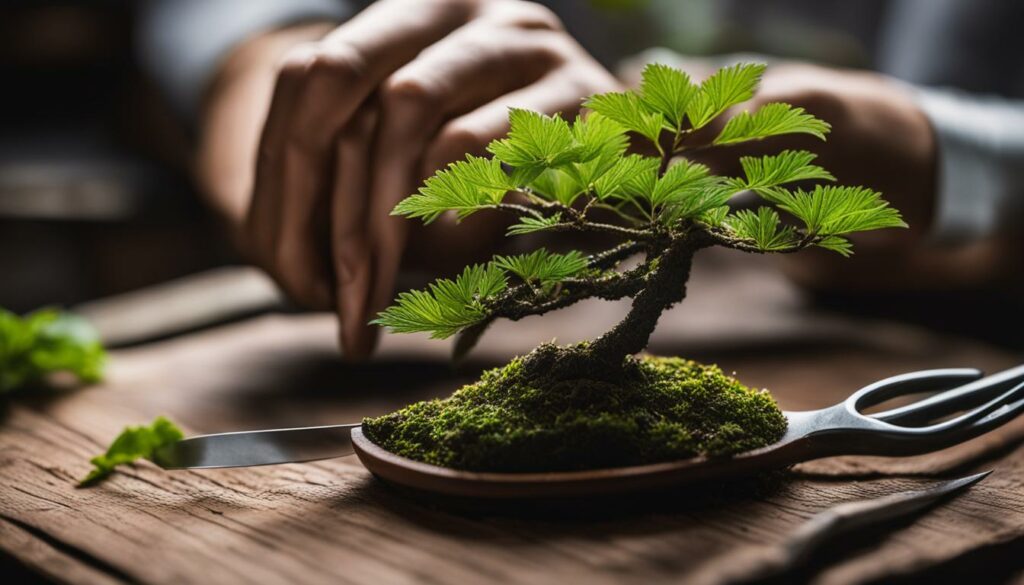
[365,63,906,472]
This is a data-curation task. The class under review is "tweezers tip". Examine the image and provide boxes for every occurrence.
[950,469,992,490]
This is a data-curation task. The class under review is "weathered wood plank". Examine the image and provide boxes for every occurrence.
[1,250,1021,584]
[0,514,126,585]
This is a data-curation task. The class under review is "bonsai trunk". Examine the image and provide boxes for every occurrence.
[522,240,696,381]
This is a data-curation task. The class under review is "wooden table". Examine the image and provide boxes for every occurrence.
[2,250,1023,584]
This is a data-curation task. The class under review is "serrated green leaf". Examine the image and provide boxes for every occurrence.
[561,113,631,189]
[766,185,908,235]
[494,249,589,285]
[593,155,659,201]
[651,159,711,206]
[392,156,510,223]
[639,63,698,129]
[509,163,546,187]
[686,62,767,129]
[80,416,183,486]
[372,264,508,339]
[584,91,664,146]
[487,109,578,169]
[700,205,730,227]
[714,102,831,145]
[659,177,744,223]
[741,150,835,192]
[571,113,629,163]
[725,207,798,251]
[0,308,105,394]
[816,235,854,256]
[506,213,565,236]
[530,169,584,206]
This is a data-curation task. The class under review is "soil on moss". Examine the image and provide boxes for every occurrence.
[363,346,787,473]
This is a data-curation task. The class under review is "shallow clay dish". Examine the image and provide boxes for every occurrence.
[351,367,1024,498]
[351,427,806,498]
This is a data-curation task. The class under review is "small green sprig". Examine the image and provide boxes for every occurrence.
[0,308,106,394]
[374,62,907,361]
[79,416,183,486]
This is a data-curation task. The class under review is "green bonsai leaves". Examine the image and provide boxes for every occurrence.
[374,62,907,347]
[0,308,105,394]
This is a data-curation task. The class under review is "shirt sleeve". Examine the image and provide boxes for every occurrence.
[912,86,1024,245]
[137,0,358,122]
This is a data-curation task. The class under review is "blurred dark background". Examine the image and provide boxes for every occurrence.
[0,1,231,313]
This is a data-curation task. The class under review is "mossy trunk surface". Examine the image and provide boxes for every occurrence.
[520,242,695,382]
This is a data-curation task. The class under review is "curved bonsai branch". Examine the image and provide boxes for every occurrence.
[706,228,817,254]
[496,199,655,240]
[485,263,651,322]
[587,240,647,270]
[583,239,698,367]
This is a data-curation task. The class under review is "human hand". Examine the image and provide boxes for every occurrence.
[199,0,620,358]
[688,63,958,291]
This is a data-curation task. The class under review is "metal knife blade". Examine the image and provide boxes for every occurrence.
[154,424,360,469]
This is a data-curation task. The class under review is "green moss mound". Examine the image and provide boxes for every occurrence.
[363,352,787,472]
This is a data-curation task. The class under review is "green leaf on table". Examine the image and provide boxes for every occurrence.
[372,264,508,339]
[686,62,766,129]
[714,102,830,145]
[392,156,512,223]
[725,207,798,251]
[584,91,664,146]
[762,185,908,235]
[0,308,105,394]
[494,249,589,285]
[80,416,183,486]
[639,63,698,129]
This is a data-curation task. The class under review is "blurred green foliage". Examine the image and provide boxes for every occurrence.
[0,307,106,394]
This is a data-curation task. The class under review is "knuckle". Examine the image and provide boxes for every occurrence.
[381,75,442,111]
[490,1,564,31]
[277,42,364,87]
[423,122,488,175]
[380,76,444,129]
[792,87,847,122]
[276,43,319,81]
[533,30,575,63]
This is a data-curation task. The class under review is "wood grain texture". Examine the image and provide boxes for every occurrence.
[1,250,1021,584]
